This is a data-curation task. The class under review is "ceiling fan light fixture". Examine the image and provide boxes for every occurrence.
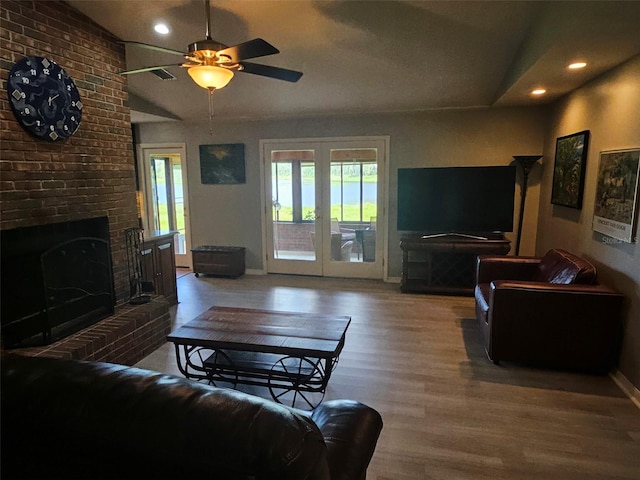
[188,65,234,89]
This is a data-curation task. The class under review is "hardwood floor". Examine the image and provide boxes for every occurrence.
[136,273,640,480]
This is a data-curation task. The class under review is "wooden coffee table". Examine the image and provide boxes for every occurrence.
[167,306,351,409]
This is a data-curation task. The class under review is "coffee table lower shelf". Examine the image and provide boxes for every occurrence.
[172,343,337,410]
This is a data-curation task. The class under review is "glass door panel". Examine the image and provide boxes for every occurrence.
[140,145,191,268]
[149,157,171,232]
[265,146,322,275]
[263,138,386,279]
[329,148,378,264]
[172,159,186,255]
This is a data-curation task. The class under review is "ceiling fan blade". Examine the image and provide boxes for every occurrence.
[119,64,187,75]
[239,62,303,82]
[120,41,186,57]
[218,38,279,62]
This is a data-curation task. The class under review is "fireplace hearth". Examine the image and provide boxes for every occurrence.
[1,217,115,349]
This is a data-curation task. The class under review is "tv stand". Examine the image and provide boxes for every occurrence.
[400,234,510,295]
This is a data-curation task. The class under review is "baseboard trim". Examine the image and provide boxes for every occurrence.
[610,369,640,410]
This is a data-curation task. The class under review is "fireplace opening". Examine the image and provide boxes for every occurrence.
[1,217,115,349]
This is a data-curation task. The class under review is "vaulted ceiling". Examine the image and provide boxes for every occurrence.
[66,0,640,123]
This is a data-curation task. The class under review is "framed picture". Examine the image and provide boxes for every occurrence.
[551,130,590,208]
[199,143,245,184]
[592,148,640,243]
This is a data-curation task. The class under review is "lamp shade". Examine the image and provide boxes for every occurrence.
[188,65,234,89]
[512,155,543,175]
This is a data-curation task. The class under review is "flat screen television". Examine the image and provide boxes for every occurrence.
[397,165,516,235]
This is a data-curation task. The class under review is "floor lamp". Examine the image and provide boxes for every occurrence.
[513,155,542,256]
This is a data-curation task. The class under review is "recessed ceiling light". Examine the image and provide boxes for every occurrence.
[531,88,546,96]
[154,23,170,35]
[568,62,587,70]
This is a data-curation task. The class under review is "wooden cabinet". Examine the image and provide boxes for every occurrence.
[142,233,178,305]
[400,234,510,295]
[191,246,245,278]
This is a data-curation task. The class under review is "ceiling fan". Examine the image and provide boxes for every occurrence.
[119,0,303,91]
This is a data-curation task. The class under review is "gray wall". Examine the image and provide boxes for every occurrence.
[537,56,640,390]
[138,62,640,391]
[137,106,547,276]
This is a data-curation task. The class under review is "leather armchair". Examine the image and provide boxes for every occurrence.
[1,354,382,480]
[474,249,624,372]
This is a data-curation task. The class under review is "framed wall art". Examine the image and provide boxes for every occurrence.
[551,130,590,209]
[592,148,640,243]
[199,143,245,184]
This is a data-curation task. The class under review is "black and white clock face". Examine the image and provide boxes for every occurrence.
[7,56,83,141]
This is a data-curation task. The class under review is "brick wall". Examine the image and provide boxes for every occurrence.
[274,222,365,254]
[0,0,137,304]
[275,222,315,251]
[18,296,172,366]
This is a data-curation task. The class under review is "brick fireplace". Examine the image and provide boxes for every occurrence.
[0,1,170,364]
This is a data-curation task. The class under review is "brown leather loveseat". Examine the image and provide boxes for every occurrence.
[1,354,383,480]
[475,248,624,372]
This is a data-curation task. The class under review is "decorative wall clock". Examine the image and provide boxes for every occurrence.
[7,56,83,141]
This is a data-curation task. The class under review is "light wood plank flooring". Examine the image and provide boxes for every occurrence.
[136,273,640,480]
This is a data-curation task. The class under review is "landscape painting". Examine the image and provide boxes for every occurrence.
[551,130,590,209]
[200,144,245,184]
[592,148,640,243]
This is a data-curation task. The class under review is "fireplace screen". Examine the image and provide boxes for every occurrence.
[1,217,115,348]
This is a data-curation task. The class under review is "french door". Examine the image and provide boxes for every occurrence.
[138,144,192,268]
[261,137,387,279]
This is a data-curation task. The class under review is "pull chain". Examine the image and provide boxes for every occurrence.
[208,87,215,135]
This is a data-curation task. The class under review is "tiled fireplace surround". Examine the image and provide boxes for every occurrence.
[1,1,171,364]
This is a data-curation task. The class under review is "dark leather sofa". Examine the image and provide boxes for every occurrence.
[475,248,624,372]
[1,354,383,480]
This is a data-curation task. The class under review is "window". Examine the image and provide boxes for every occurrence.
[271,148,377,224]
[148,155,186,254]
[330,160,378,222]
[271,150,316,222]
[330,148,378,223]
